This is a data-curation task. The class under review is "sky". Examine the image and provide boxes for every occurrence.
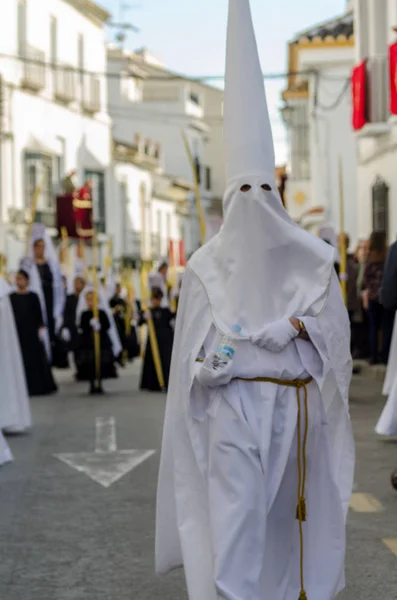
[100,0,347,164]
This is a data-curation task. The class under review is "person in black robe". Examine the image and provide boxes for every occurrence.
[75,289,117,394]
[52,275,70,368]
[140,287,175,392]
[32,236,66,368]
[60,276,86,372]
[33,238,55,340]
[10,270,58,397]
[110,283,139,362]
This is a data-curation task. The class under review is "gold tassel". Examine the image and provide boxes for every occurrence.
[298,592,308,600]
[296,497,307,522]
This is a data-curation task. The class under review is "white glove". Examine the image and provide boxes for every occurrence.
[90,317,101,332]
[251,317,298,353]
[61,328,71,343]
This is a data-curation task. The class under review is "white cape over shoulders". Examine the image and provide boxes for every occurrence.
[377,317,397,436]
[0,430,12,466]
[0,295,31,432]
[156,267,354,599]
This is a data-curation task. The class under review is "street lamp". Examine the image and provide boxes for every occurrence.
[280,103,295,126]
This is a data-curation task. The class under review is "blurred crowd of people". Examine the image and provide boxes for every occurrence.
[336,231,396,366]
[0,224,181,466]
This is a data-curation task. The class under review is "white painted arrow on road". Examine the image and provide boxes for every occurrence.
[54,417,156,488]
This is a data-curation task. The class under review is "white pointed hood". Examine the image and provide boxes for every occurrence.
[189,0,336,338]
[224,0,274,186]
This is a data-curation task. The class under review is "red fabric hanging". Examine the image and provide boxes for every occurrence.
[390,42,397,115]
[179,240,186,267]
[351,61,367,131]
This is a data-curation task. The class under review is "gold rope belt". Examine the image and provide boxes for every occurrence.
[196,358,311,600]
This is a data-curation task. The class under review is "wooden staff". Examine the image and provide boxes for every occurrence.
[168,239,177,313]
[182,131,206,246]
[104,238,113,282]
[60,226,69,271]
[25,178,45,254]
[0,254,6,278]
[338,157,347,305]
[124,266,135,362]
[91,236,101,389]
[140,263,165,390]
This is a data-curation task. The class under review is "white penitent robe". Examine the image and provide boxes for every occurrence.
[0,430,12,466]
[156,269,354,600]
[376,319,397,436]
[0,290,31,433]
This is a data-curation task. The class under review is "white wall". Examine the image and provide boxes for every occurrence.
[356,121,397,241]
[201,85,225,199]
[309,66,357,243]
[293,46,357,243]
[110,162,152,261]
[0,0,112,268]
[352,0,397,241]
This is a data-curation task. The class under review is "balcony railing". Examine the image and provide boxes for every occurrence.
[55,65,76,104]
[367,56,388,124]
[82,75,101,113]
[22,46,46,91]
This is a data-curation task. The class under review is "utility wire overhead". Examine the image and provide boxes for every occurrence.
[0,51,351,83]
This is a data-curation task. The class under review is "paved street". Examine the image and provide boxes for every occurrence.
[1,364,397,599]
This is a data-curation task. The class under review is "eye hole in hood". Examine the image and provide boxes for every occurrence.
[261,183,272,191]
[240,184,251,192]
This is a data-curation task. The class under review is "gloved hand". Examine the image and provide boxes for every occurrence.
[251,317,299,353]
[61,328,71,343]
[90,318,101,332]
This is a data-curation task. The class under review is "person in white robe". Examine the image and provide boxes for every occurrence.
[0,276,31,434]
[376,320,397,436]
[20,223,65,362]
[0,429,12,467]
[155,2,355,599]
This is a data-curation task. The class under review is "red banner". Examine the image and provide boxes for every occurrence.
[390,42,397,115]
[169,240,176,267]
[56,190,93,240]
[179,240,186,267]
[351,61,367,130]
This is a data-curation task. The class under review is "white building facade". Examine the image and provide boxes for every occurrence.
[282,8,358,244]
[107,46,224,257]
[0,0,112,268]
[353,0,397,242]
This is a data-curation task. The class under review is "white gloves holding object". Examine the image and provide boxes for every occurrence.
[251,317,299,353]
[61,328,71,343]
[90,318,101,332]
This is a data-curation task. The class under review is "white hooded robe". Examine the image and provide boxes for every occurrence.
[156,268,354,600]
[0,278,31,434]
[376,318,397,435]
[156,1,354,598]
